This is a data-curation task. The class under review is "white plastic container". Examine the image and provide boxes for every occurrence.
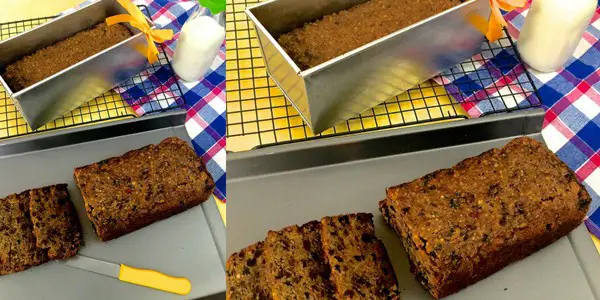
[172,9,225,82]
[517,0,596,73]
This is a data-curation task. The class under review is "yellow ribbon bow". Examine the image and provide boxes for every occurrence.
[470,0,527,42]
[106,0,174,64]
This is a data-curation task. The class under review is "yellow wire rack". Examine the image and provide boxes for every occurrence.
[225,0,469,152]
[0,16,136,139]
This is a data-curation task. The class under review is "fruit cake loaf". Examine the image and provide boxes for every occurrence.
[226,241,272,300]
[0,192,49,275]
[29,184,83,259]
[320,213,399,299]
[264,221,334,299]
[2,23,132,91]
[74,137,215,242]
[278,0,462,69]
[379,136,591,299]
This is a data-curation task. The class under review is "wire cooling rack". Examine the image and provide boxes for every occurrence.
[0,6,184,140]
[225,0,542,152]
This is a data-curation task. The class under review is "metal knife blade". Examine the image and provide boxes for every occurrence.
[59,255,120,279]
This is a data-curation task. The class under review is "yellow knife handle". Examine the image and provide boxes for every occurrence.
[118,264,191,295]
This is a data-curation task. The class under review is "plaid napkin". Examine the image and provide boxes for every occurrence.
[62,0,226,201]
[435,1,600,237]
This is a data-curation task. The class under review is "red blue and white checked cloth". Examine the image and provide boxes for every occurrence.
[62,0,226,201]
[435,0,600,237]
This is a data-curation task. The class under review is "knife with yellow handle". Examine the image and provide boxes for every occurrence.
[60,255,191,296]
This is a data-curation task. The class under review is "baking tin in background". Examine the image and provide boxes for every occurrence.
[0,110,226,300]
[0,0,154,130]
[227,108,600,299]
[246,0,490,133]
[226,0,541,152]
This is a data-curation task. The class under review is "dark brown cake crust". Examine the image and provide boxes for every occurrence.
[74,137,215,242]
[278,0,462,69]
[265,221,334,299]
[226,241,272,300]
[380,137,591,299]
[2,23,132,91]
[29,184,83,260]
[0,192,48,275]
[320,213,399,299]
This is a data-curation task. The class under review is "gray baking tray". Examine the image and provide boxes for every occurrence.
[228,109,600,299]
[0,111,226,300]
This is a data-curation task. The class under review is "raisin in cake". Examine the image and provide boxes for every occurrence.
[227,241,272,299]
[320,213,399,299]
[0,192,48,275]
[29,184,83,259]
[265,221,334,299]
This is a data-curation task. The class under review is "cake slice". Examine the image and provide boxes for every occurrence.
[0,192,48,275]
[264,221,334,299]
[29,184,83,259]
[380,136,591,299]
[320,213,399,299]
[226,241,272,300]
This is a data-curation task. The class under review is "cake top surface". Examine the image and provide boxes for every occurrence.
[385,137,590,268]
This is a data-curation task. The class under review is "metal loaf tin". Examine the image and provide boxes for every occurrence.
[246,0,490,133]
[0,0,152,129]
